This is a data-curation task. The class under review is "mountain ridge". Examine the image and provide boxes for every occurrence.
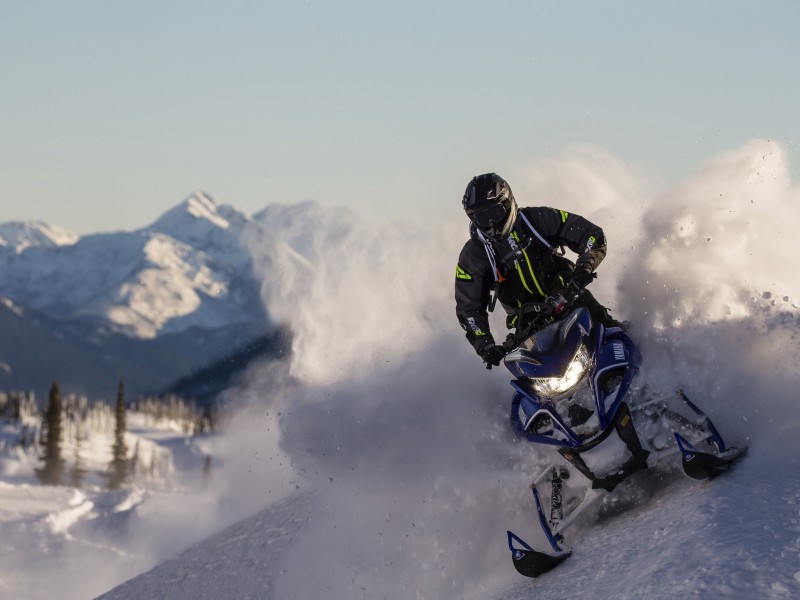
[0,193,347,401]
[0,191,262,339]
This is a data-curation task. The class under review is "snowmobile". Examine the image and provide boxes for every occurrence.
[501,299,745,578]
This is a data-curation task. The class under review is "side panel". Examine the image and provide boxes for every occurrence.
[591,326,641,430]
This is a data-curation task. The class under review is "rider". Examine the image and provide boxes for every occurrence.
[455,173,621,368]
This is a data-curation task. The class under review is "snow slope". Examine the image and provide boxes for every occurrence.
[16,141,800,599]
[94,438,800,600]
[96,493,314,600]
[495,455,800,600]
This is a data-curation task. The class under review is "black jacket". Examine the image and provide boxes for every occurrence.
[455,207,606,354]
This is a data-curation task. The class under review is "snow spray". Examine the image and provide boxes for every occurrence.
[239,139,800,599]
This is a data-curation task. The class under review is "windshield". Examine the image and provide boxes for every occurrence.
[515,307,587,357]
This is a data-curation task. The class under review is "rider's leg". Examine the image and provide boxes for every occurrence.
[574,290,625,329]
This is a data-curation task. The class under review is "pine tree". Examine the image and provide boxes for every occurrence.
[36,382,65,486]
[106,379,129,489]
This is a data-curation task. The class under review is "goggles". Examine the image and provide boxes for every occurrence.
[469,202,509,230]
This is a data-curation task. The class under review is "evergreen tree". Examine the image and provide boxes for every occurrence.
[106,379,129,489]
[36,382,65,486]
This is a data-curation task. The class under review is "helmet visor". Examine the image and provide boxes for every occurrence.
[470,203,509,230]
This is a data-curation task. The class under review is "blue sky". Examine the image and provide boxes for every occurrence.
[1,1,798,233]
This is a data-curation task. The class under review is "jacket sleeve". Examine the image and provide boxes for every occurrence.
[521,207,607,273]
[455,240,496,355]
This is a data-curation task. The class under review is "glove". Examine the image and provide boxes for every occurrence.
[479,343,507,369]
[560,267,596,303]
[569,267,595,290]
[549,269,595,315]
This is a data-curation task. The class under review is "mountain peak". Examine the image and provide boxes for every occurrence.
[145,191,253,271]
[0,220,79,254]
[182,191,229,228]
[151,191,231,232]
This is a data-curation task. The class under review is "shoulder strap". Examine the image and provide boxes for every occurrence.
[474,226,499,283]
[518,211,553,251]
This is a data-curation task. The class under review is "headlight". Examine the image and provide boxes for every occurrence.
[530,344,591,398]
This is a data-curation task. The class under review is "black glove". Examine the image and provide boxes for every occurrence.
[569,266,595,290]
[549,269,595,315]
[479,343,507,369]
[560,268,596,302]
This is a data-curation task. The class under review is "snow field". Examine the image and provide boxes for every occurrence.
[0,412,222,600]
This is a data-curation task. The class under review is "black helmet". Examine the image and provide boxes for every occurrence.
[462,173,518,239]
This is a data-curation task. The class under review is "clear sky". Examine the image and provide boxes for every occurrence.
[1,0,798,234]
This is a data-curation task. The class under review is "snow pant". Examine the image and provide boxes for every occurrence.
[573,289,620,329]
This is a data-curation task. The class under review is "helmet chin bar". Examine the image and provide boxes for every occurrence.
[479,200,517,240]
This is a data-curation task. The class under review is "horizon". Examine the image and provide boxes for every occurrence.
[0,189,324,235]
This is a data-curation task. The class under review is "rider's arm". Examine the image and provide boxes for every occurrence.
[521,207,607,273]
[455,240,496,354]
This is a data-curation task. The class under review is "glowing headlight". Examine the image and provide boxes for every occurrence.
[530,344,591,398]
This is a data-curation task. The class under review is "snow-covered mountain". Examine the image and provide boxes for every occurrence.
[0,192,263,340]
[0,220,79,254]
[150,192,254,272]
[0,192,341,400]
[0,292,274,402]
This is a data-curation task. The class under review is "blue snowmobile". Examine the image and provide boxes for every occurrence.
[502,298,745,578]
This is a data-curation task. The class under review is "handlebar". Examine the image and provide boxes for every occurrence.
[501,275,596,355]
[511,292,575,346]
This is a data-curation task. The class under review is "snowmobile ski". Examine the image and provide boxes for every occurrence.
[675,433,747,480]
[507,531,571,578]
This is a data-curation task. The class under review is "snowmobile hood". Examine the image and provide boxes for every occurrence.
[504,308,592,380]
